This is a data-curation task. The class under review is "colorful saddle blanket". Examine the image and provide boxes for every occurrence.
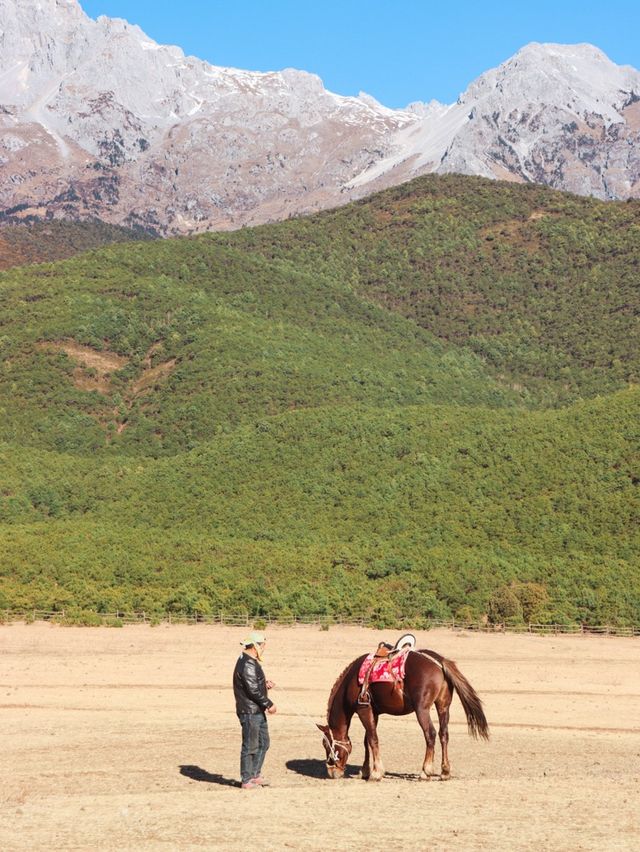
[357,650,409,685]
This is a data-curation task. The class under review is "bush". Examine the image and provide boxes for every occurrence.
[488,586,523,624]
[62,609,104,626]
[455,605,479,624]
[512,582,550,622]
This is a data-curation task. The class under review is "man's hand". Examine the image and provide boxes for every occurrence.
[266,679,275,689]
[267,704,277,715]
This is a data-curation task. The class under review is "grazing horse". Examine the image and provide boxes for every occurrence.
[317,648,488,780]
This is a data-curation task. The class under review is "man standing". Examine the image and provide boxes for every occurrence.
[233,630,277,790]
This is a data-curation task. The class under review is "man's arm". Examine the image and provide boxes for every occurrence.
[241,659,274,710]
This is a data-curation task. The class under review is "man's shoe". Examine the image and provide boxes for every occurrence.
[251,776,269,786]
[240,780,258,790]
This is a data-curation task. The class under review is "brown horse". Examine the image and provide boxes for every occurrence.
[317,648,488,780]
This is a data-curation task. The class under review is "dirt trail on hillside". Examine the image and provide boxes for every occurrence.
[1,624,638,850]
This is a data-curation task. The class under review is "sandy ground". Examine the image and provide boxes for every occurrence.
[1,623,639,851]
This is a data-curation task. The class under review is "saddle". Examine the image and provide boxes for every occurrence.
[357,633,416,705]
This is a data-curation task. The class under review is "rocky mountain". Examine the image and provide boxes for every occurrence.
[1,0,639,234]
[348,43,640,201]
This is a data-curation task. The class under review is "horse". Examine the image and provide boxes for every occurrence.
[317,648,488,781]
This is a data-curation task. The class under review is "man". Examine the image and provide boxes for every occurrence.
[233,630,277,790]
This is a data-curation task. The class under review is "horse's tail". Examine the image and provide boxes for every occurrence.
[442,658,489,740]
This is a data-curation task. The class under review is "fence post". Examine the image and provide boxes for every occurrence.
[1,609,638,635]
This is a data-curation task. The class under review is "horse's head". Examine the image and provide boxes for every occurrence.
[316,723,352,778]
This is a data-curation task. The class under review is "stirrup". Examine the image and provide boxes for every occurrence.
[357,689,371,705]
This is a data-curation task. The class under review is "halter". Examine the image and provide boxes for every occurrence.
[323,729,351,766]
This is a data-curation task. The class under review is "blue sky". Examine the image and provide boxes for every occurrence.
[81,1,640,108]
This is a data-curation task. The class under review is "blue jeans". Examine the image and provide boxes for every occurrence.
[238,712,270,784]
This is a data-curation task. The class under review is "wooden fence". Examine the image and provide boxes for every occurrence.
[1,609,639,636]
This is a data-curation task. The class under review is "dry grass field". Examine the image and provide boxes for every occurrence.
[1,622,639,851]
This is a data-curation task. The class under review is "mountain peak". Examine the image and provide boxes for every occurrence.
[348,41,640,202]
[514,41,610,61]
[457,41,640,129]
[0,1,639,234]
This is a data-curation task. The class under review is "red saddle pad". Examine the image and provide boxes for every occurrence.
[357,650,409,684]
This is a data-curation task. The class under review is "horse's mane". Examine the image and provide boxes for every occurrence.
[326,657,360,721]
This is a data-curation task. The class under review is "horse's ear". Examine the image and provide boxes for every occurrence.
[316,723,329,733]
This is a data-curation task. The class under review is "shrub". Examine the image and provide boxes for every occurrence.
[488,586,524,624]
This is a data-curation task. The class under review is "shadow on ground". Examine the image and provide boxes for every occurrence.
[285,758,360,779]
[181,761,431,786]
[179,764,238,787]
[285,759,429,782]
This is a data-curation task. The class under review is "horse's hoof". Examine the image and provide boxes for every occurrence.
[419,772,432,781]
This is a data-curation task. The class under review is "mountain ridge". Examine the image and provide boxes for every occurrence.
[1,0,639,234]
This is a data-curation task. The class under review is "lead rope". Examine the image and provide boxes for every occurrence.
[272,682,348,763]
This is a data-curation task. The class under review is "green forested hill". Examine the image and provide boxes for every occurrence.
[0,175,638,625]
[0,236,518,454]
[1,390,638,624]
[211,174,640,402]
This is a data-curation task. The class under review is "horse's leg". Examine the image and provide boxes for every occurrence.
[414,704,437,780]
[361,730,371,780]
[356,706,383,780]
[435,694,451,778]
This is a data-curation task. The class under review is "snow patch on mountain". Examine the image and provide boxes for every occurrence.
[347,42,640,196]
[0,0,639,235]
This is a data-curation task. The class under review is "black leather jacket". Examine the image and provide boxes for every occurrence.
[233,652,273,715]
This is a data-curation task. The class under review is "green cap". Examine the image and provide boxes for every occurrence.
[240,630,266,647]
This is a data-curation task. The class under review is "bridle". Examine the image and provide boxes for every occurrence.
[323,728,352,766]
